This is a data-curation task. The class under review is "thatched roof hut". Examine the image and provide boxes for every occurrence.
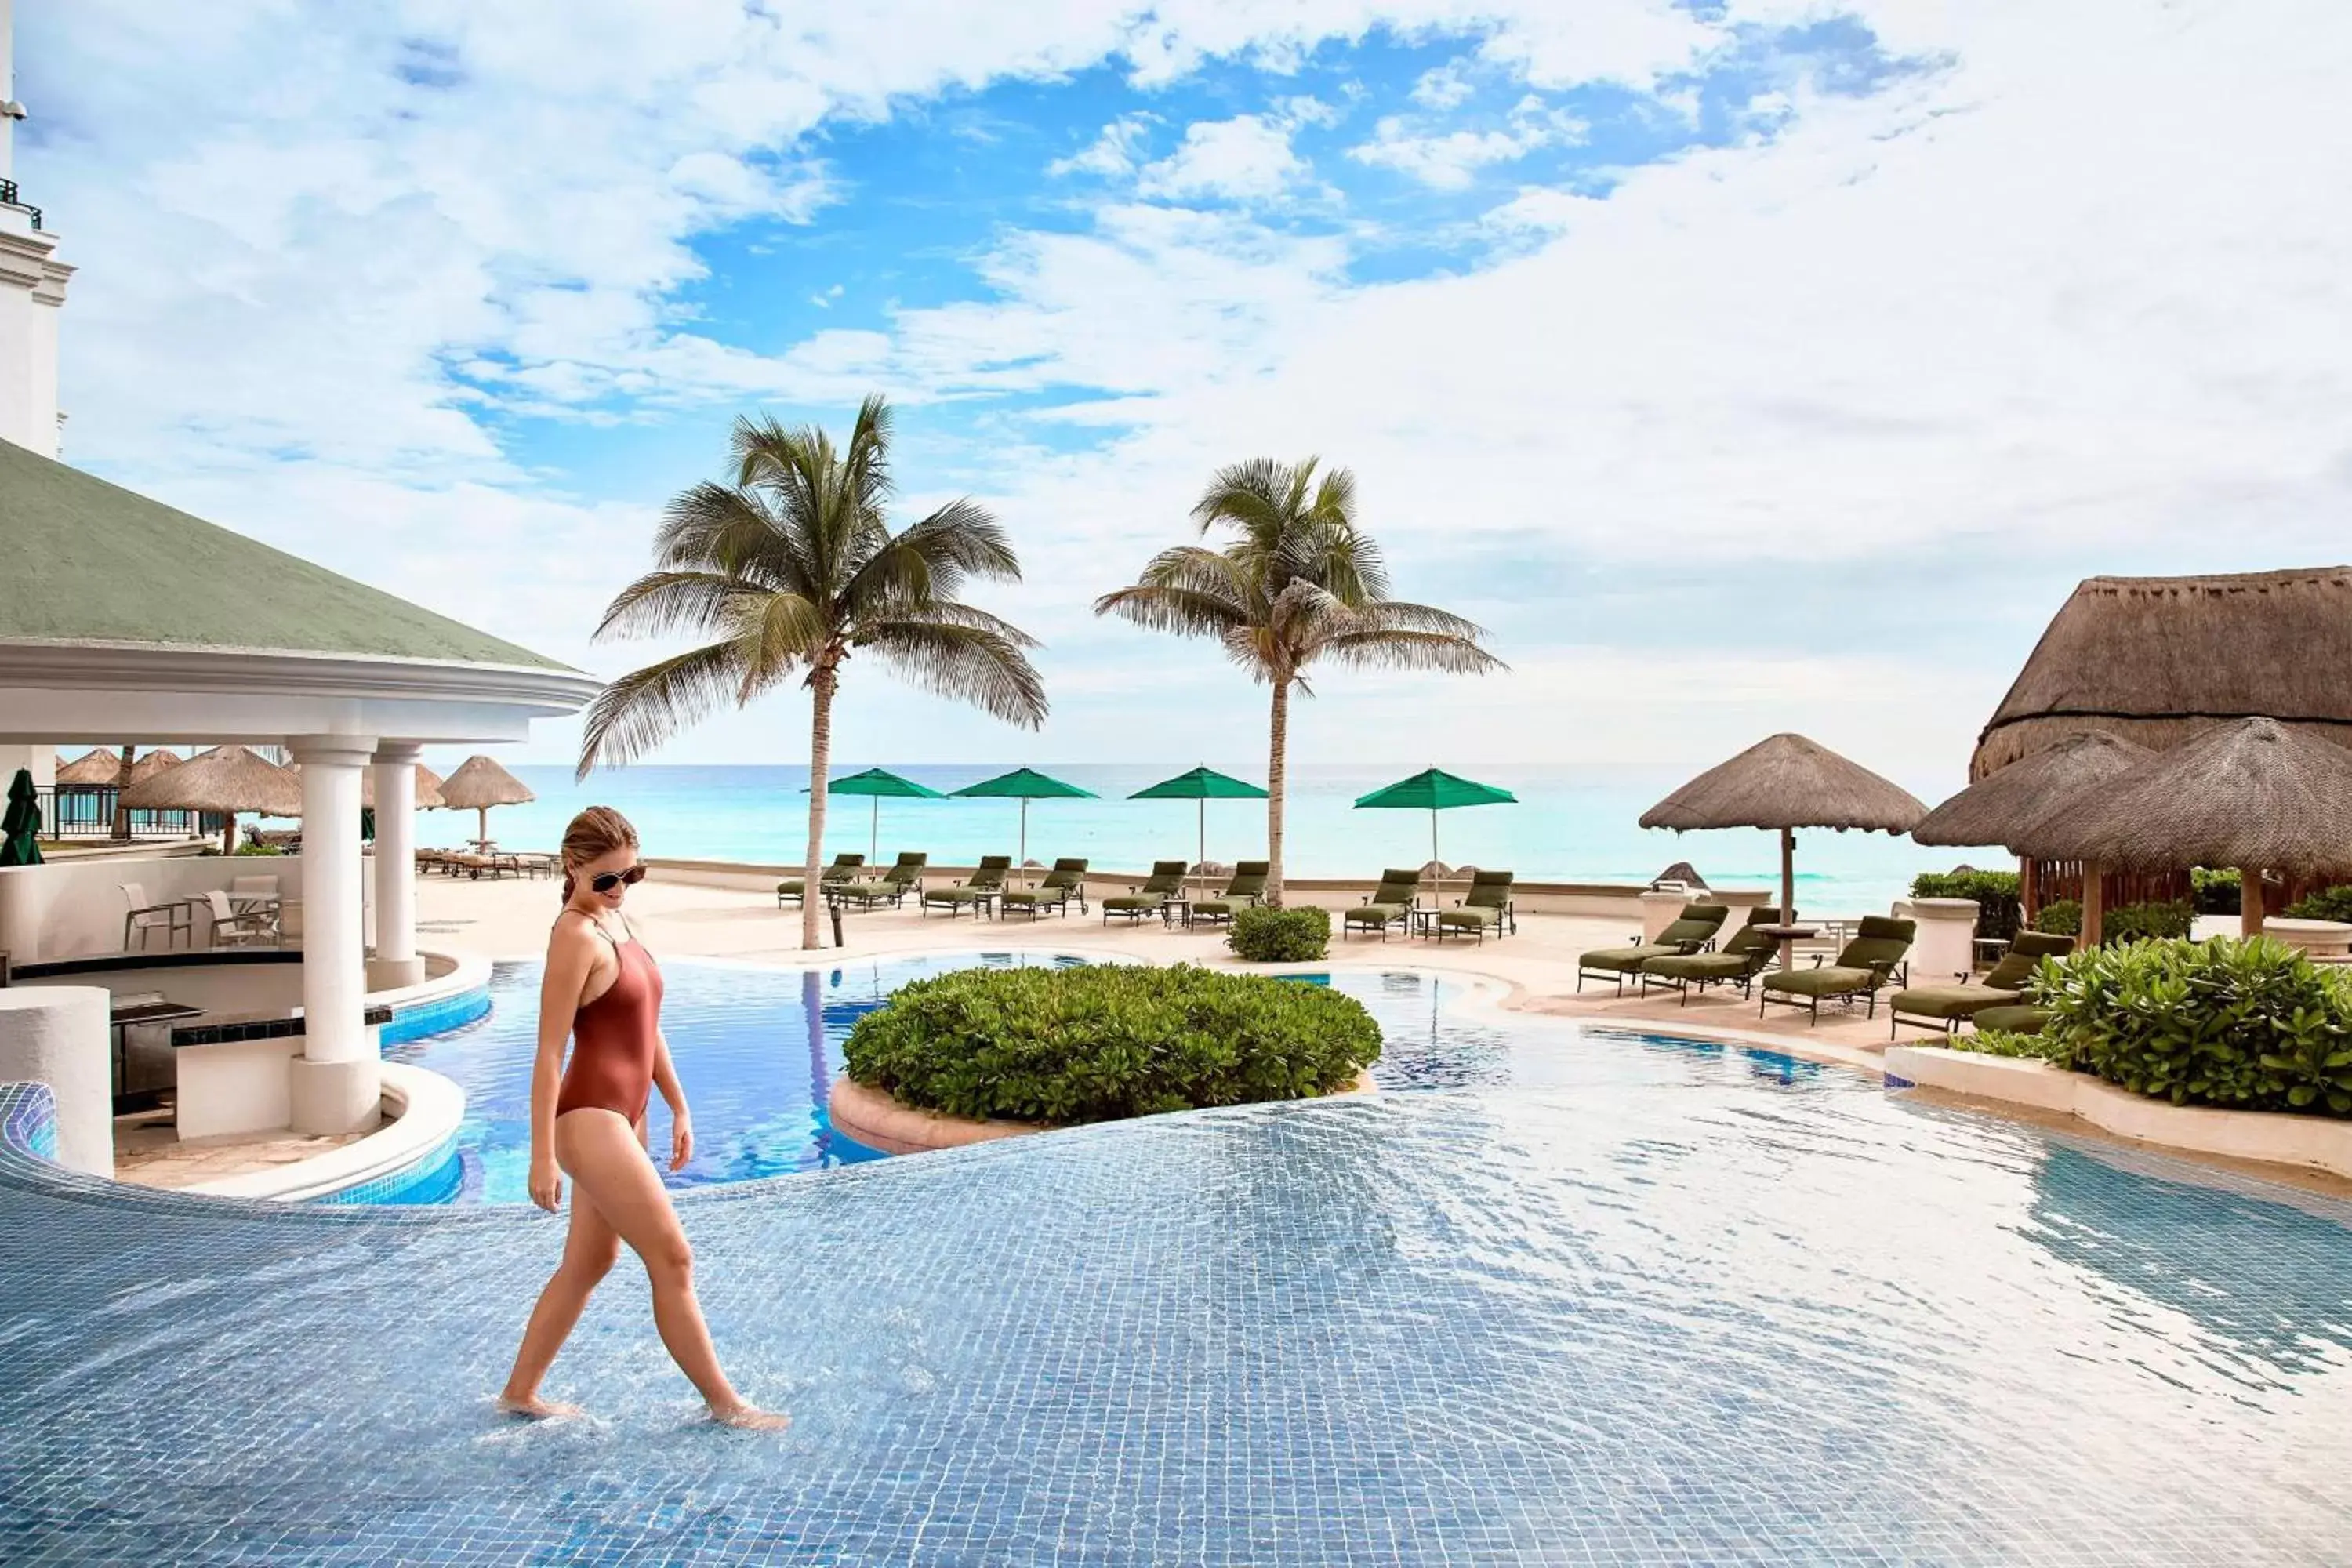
[54,746,122,787]
[1914,731,2153,848]
[118,745,300,816]
[440,753,535,849]
[123,748,181,786]
[1650,860,1710,891]
[1973,567,2352,779]
[2010,718,2352,876]
[1640,734,1926,834]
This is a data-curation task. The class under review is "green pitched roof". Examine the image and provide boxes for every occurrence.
[0,437,573,670]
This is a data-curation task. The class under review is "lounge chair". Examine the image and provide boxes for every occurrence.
[1001,858,1088,919]
[1637,906,1787,1003]
[1433,869,1517,942]
[840,852,927,911]
[1887,931,2074,1037]
[1343,869,1422,940]
[1758,916,1916,1024]
[1577,903,1730,994]
[1103,861,1188,925]
[1185,861,1269,928]
[920,855,1011,919]
[778,854,864,909]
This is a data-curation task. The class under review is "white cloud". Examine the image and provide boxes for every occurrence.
[1135,114,1308,201]
[1048,114,1156,178]
[1410,60,1477,109]
[1349,98,1585,189]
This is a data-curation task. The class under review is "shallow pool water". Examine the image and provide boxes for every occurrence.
[384,957,1513,1203]
[3,976,2350,1563]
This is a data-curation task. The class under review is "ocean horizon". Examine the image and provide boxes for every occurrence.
[428,764,1981,917]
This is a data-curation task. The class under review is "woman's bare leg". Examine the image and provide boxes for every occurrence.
[554,1109,786,1428]
[499,1174,622,1416]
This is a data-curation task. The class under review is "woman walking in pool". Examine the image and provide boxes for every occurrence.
[499,806,785,1428]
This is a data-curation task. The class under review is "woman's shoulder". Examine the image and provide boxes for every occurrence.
[547,908,602,951]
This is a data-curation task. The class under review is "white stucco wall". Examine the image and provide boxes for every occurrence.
[0,851,373,964]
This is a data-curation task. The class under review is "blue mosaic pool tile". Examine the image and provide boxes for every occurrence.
[379,982,492,1047]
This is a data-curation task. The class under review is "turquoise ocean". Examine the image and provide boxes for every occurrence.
[433,764,1968,918]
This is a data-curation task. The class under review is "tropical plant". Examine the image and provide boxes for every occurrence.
[844,962,1381,1123]
[1907,869,2021,942]
[2100,899,2194,944]
[2190,866,2243,915]
[2284,884,2352,924]
[1094,457,1503,904]
[1229,905,1331,962]
[579,396,1047,947]
[2033,898,2082,937]
[2014,935,2352,1116]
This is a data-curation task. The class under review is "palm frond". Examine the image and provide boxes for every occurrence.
[1345,598,1490,641]
[1319,628,1509,676]
[893,497,1022,583]
[1094,583,1254,640]
[862,620,1049,728]
[576,639,753,778]
[735,592,836,702]
[654,483,792,586]
[593,570,767,643]
[865,598,1042,648]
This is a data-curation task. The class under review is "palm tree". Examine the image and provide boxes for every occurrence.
[579,395,1047,949]
[1094,456,1503,905]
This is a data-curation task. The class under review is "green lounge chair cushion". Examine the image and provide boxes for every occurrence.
[1102,894,1167,911]
[1641,950,1760,982]
[776,880,805,895]
[1762,964,1881,998]
[1438,906,1500,929]
[1890,984,2015,1020]
[1971,1004,2051,1034]
[1584,943,1683,972]
[1977,931,2074,989]
[1001,887,1069,906]
[925,886,988,904]
[1347,902,1406,926]
[1190,899,1243,916]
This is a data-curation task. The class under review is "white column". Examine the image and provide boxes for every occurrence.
[287,736,379,1135]
[368,742,423,989]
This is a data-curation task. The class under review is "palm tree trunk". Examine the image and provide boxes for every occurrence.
[111,744,135,840]
[802,663,837,949]
[1266,677,1289,908]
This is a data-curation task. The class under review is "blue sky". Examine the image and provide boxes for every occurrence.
[16,0,2351,798]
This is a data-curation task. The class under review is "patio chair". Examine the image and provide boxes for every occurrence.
[840,852,927,910]
[921,855,1011,918]
[1001,858,1089,919]
[1637,906,1787,1004]
[201,889,277,949]
[120,882,192,952]
[777,854,864,909]
[1185,861,1269,928]
[1433,869,1516,942]
[1577,903,1730,995]
[1103,861,1189,926]
[229,875,284,941]
[1759,916,1916,1024]
[1343,869,1421,940]
[1887,931,2075,1038]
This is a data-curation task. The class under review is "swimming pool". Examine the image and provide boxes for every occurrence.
[383,956,1515,1204]
[2,971,2348,1562]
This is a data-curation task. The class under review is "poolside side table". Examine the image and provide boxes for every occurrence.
[1160,898,1189,929]
[1754,924,1818,973]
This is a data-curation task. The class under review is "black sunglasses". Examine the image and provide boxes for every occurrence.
[589,866,647,894]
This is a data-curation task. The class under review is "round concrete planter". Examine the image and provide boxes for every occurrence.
[829,1068,1380,1157]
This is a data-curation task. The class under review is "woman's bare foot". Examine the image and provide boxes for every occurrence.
[709,1402,790,1431]
[496,1393,583,1420]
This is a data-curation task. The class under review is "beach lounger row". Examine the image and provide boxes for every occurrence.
[1576,902,1926,1025]
[1339,869,1516,942]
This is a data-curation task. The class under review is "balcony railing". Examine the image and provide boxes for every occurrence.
[34,785,223,843]
[0,179,43,231]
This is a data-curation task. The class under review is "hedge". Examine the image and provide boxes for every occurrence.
[2284,885,2352,924]
[1229,905,1330,962]
[842,962,1381,1124]
[1970,935,2352,1116]
[1908,870,2021,942]
[2030,898,2190,944]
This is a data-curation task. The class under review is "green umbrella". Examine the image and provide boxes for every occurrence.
[815,767,948,862]
[0,768,43,866]
[1130,765,1269,895]
[1353,767,1517,887]
[951,767,1098,880]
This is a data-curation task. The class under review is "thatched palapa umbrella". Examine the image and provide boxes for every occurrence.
[1640,734,1926,967]
[1973,567,2352,779]
[1914,731,2153,920]
[55,747,121,787]
[118,745,299,854]
[123,748,182,786]
[2009,717,2352,940]
[439,754,535,852]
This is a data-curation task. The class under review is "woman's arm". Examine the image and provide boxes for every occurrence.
[528,919,597,1212]
[652,1029,693,1172]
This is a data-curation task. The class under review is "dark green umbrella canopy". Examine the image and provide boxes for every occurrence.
[1130,765,1269,802]
[808,768,948,862]
[1131,766,1269,892]
[952,768,1099,875]
[1354,768,1518,811]
[0,768,42,867]
[1354,768,1518,879]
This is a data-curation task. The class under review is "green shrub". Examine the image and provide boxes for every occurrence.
[1908,869,2023,942]
[2023,936,2352,1115]
[2190,867,2242,915]
[2284,884,2352,924]
[2101,900,2195,944]
[1228,905,1331,962]
[2033,899,2082,937]
[233,842,284,856]
[1951,1027,2065,1061]
[843,962,1381,1124]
